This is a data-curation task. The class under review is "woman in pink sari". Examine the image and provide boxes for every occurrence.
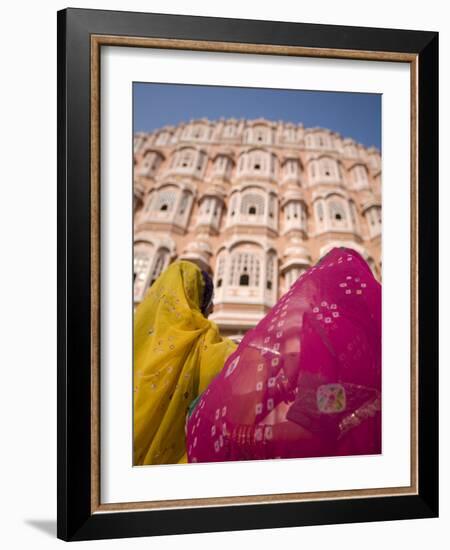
[186,247,381,463]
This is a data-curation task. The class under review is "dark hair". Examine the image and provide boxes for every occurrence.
[200,270,214,315]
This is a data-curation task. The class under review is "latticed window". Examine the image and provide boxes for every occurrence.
[215,254,226,288]
[255,129,266,143]
[320,158,338,178]
[178,150,194,168]
[269,195,276,219]
[367,206,381,227]
[241,193,265,216]
[353,165,368,183]
[191,125,206,140]
[229,253,261,287]
[229,195,237,217]
[139,151,161,177]
[316,201,324,222]
[153,189,177,212]
[149,250,169,286]
[223,124,236,137]
[329,200,347,222]
[134,254,151,284]
[345,144,357,158]
[155,132,169,146]
[266,253,276,290]
[350,201,358,228]
[369,155,380,170]
[178,193,190,215]
[283,128,296,142]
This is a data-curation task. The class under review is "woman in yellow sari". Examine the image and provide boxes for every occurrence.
[134,260,237,465]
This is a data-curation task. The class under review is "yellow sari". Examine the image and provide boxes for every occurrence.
[133,260,237,465]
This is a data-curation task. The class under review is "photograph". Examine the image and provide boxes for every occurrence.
[53,6,439,541]
[132,83,382,467]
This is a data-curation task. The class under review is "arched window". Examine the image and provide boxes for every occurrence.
[153,189,177,213]
[134,253,151,286]
[318,157,338,179]
[229,252,261,287]
[149,249,169,286]
[352,164,368,187]
[316,201,324,222]
[266,252,276,290]
[138,151,162,177]
[229,195,237,217]
[178,192,190,215]
[269,195,276,219]
[223,124,236,137]
[366,206,382,237]
[215,253,226,289]
[155,132,170,146]
[241,193,265,216]
[329,200,346,222]
[349,201,358,230]
[179,150,194,168]
[283,127,296,142]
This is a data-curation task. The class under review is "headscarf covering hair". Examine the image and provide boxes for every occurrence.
[200,270,214,315]
[133,260,237,465]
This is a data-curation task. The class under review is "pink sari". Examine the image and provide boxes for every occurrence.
[186,247,381,463]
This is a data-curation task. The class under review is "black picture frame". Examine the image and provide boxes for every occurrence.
[57,7,438,541]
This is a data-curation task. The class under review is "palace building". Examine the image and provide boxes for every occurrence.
[133,118,381,338]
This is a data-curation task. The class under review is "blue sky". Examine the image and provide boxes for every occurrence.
[133,82,381,150]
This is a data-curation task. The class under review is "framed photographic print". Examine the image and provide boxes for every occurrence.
[57,7,439,541]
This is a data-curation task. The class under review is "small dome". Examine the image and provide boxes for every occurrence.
[283,244,311,263]
[183,240,213,255]
[200,185,226,202]
[281,189,304,206]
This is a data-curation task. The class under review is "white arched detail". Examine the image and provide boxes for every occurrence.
[133,242,154,302]
[308,157,340,185]
[214,251,227,290]
[243,125,272,145]
[169,147,207,177]
[365,205,382,238]
[144,184,193,230]
[314,194,353,233]
[265,251,278,306]
[226,189,277,230]
[212,155,233,180]
[212,242,268,306]
[350,164,370,189]
[197,195,223,231]
[283,200,307,233]
[314,198,326,232]
[133,241,173,302]
[241,193,265,216]
[137,150,164,177]
[343,140,359,159]
[154,130,172,146]
[237,149,277,179]
[281,158,301,185]
[181,122,211,142]
[282,126,298,143]
[229,252,261,287]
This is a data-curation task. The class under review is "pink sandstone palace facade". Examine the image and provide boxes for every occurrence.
[133,118,381,338]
